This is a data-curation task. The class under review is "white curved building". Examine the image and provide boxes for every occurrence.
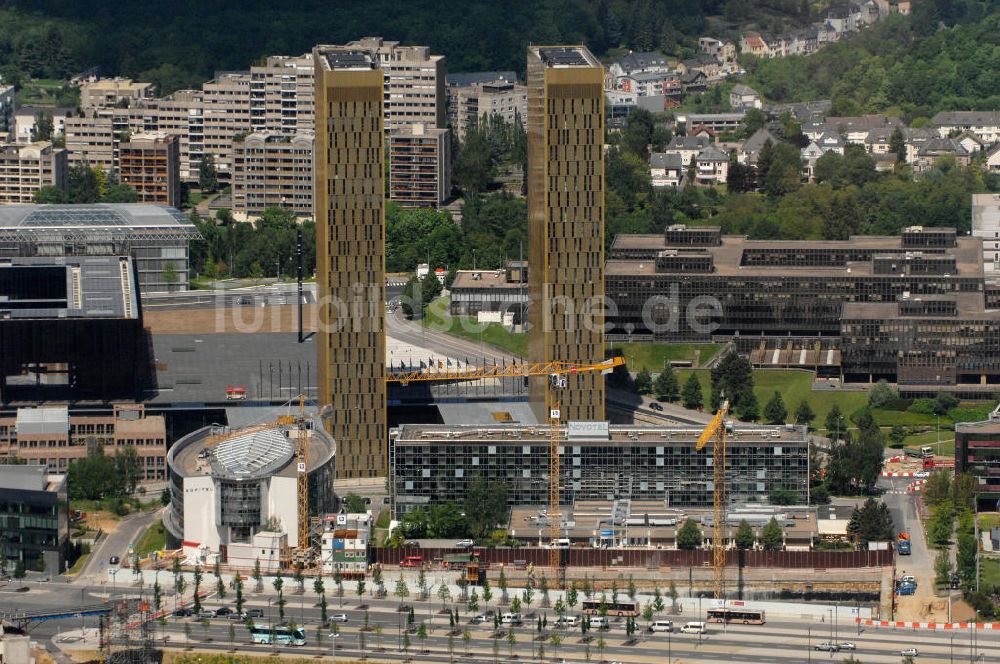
[165,420,336,565]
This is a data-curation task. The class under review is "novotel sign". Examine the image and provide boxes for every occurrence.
[566,421,610,440]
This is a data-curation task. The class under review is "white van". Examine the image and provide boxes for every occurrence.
[650,620,674,633]
[590,616,610,630]
[555,615,579,627]
[501,613,523,625]
[680,621,706,634]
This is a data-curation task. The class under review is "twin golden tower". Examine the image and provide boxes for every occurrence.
[315,45,605,480]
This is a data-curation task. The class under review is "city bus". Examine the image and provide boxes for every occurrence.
[705,607,766,625]
[581,599,639,617]
[250,624,306,646]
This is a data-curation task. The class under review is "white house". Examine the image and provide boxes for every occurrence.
[663,135,709,167]
[694,145,729,186]
[729,84,762,110]
[650,152,684,188]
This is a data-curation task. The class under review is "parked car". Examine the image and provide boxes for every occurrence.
[328,613,349,623]
[227,611,246,621]
[109,556,120,566]
[455,539,475,548]
[246,608,264,618]
[649,402,664,411]
[173,608,193,617]
[900,647,918,657]
[814,642,839,652]
[198,611,216,620]
[471,614,488,624]
[839,642,856,651]
[215,607,233,617]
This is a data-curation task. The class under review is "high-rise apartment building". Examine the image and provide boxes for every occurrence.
[449,79,527,139]
[79,78,154,111]
[232,132,314,220]
[388,123,451,207]
[527,46,606,424]
[0,83,14,136]
[250,54,316,135]
[0,142,67,204]
[119,132,181,206]
[314,47,386,480]
[348,37,446,133]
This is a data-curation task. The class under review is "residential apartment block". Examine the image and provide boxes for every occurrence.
[0,142,68,204]
[0,405,167,480]
[448,78,526,139]
[232,132,314,220]
[79,78,154,111]
[527,46,606,423]
[314,47,387,480]
[119,132,181,206]
[388,123,451,207]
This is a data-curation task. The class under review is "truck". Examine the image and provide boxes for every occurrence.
[904,446,935,459]
[897,533,911,555]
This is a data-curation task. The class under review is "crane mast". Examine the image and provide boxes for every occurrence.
[696,399,730,599]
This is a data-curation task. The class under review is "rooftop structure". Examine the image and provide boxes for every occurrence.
[0,204,201,292]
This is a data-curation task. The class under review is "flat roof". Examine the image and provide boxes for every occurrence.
[607,234,984,278]
[450,270,524,290]
[0,204,200,241]
[0,256,139,320]
[842,292,1000,319]
[436,402,537,426]
[0,464,65,493]
[973,194,1000,234]
[319,49,375,71]
[534,46,600,68]
[394,422,807,445]
[170,422,334,481]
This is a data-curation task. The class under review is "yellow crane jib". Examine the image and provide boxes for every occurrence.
[696,399,729,600]
[384,356,625,385]
[695,400,729,451]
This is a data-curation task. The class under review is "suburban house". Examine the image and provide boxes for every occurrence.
[930,111,1000,144]
[915,137,972,171]
[730,84,762,110]
[801,141,826,181]
[815,131,846,155]
[663,135,710,167]
[679,70,708,93]
[740,33,770,58]
[739,127,780,165]
[650,152,684,188]
[694,145,729,186]
[985,144,1000,174]
[607,51,672,90]
[678,54,724,80]
[698,37,737,64]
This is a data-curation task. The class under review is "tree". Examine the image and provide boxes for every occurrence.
[438,582,452,610]
[273,573,285,621]
[199,154,219,193]
[455,127,496,196]
[34,186,67,204]
[233,574,245,614]
[343,493,367,513]
[417,622,428,653]
[738,390,760,422]
[567,584,578,610]
[510,595,522,615]
[482,578,492,605]
[763,391,787,424]
[868,380,897,408]
[102,183,140,203]
[889,127,906,163]
[32,110,54,142]
[464,477,508,539]
[676,518,703,550]
[462,628,472,656]
[13,559,26,584]
[634,369,653,395]
[394,574,410,603]
[468,588,479,613]
[794,400,815,427]
[735,519,756,550]
[934,550,953,586]
[654,367,680,402]
[826,404,848,440]
[252,558,262,592]
[760,517,784,551]
[506,626,517,656]
[682,373,703,409]
[498,567,509,603]
[356,577,366,600]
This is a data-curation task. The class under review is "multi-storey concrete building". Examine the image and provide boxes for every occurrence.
[391,422,809,513]
[232,132,314,220]
[13,106,73,145]
[348,37,446,133]
[956,405,1000,511]
[0,405,167,480]
[448,79,527,139]
[527,46,606,423]
[0,465,68,573]
[0,204,201,293]
[314,47,387,480]
[388,123,451,207]
[449,260,528,323]
[79,78,154,111]
[0,142,68,204]
[972,193,1000,278]
[118,132,181,206]
[249,54,316,135]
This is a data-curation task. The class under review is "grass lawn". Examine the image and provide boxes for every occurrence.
[421,297,528,357]
[672,368,869,428]
[134,520,167,557]
[897,429,955,456]
[980,557,1000,591]
[612,342,724,372]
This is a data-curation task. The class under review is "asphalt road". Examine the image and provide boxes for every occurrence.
[386,305,519,365]
[75,507,165,584]
[8,585,998,663]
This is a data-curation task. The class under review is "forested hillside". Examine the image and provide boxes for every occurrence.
[1,0,813,93]
[746,0,1000,119]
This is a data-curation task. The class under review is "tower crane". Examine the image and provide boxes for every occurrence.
[695,399,730,599]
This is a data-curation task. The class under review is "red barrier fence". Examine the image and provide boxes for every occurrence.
[372,547,893,569]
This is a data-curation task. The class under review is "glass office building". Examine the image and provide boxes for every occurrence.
[0,464,68,573]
